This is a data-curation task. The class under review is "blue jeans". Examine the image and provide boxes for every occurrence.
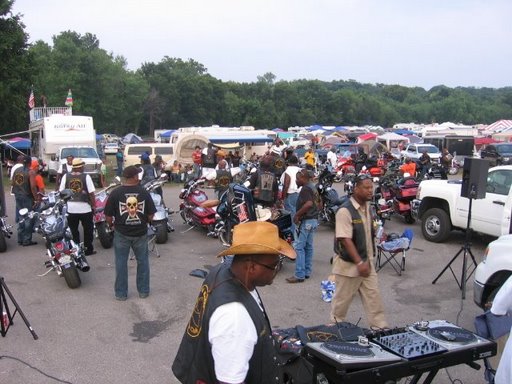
[15,194,34,244]
[284,193,299,238]
[293,218,318,279]
[114,231,150,298]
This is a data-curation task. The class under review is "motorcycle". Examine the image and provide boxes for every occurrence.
[0,215,13,253]
[143,174,175,243]
[390,175,419,224]
[215,182,293,246]
[179,178,218,237]
[19,190,90,289]
[448,157,461,175]
[423,162,448,180]
[93,178,121,249]
[334,157,356,183]
[316,168,348,225]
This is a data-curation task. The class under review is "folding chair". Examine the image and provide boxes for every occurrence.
[129,226,160,259]
[375,229,413,276]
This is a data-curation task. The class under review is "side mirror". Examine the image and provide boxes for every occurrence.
[19,208,29,216]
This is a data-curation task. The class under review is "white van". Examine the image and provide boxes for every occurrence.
[123,143,174,169]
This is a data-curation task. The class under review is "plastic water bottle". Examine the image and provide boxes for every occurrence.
[376,220,384,241]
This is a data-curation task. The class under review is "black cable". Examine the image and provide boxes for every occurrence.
[0,355,74,384]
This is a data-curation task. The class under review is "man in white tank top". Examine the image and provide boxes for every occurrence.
[280,155,301,238]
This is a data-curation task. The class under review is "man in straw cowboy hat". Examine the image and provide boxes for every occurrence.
[172,221,296,384]
[59,158,96,255]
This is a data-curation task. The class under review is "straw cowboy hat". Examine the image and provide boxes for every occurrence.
[72,158,85,169]
[255,206,272,222]
[217,221,296,259]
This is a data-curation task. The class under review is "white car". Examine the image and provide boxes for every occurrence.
[401,144,441,162]
[103,143,120,154]
[473,234,512,309]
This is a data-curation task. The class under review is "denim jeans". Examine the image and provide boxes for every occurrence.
[15,194,34,244]
[114,231,150,298]
[284,193,299,238]
[293,218,318,279]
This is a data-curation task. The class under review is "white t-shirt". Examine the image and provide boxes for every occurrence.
[491,275,512,384]
[59,173,96,213]
[327,151,338,167]
[57,162,73,175]
[208,290,261,383]
[280,165,301,194]
[9,163,23,179]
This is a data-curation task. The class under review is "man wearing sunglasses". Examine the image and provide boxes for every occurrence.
[173,221,296,384]
[331,174,388,329]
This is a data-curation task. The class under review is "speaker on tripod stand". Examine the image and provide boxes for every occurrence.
[432,158,490,299]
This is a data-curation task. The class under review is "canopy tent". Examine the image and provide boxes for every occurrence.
[159,130,176,138]
[475,137,501,150]
[484,120,512,133]
[394,129,415,136]
[492,132,512,142]
[357,140,389,156]
[377,132,410,149]
[122,133,143,144]
[209,136,272,144]
[276,132,295,139]
[403,134,422,144]
[357,132,378,143]
[321,136,344,147]
[1,137,31,150]
[335,126,348,132]
[307,124,323,131]
[272,128,284,132]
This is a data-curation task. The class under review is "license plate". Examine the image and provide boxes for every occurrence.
[59,255,72,265]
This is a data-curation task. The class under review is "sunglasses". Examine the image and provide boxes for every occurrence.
[355,174,372,183]
[250,255,286,272]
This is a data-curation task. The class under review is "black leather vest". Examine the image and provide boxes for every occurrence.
[203,148,216,168]
[65,173,90,203]
[12,167,31,196]
[172,263,279,384]
[215,169,232,192]
[255,171,276,203]
[334,199,374,262]
[140,164,155,185]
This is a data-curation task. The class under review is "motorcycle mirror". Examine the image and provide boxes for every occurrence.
[19,208,29,216]
[114,176,121,183]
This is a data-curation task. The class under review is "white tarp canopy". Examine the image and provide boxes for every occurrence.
[377,132,410,149]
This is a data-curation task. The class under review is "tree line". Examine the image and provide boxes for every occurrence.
[1,0,511,138]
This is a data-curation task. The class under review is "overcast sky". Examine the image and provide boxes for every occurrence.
[12,0,512,90]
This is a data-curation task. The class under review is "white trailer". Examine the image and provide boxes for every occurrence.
[28,109,100,182]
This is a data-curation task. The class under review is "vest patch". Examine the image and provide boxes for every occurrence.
[186,284,209,338]
[14,173,24,186]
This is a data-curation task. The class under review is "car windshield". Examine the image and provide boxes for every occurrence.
[61,147,99,158]
[496,145,512,154]
[418,146,439,154]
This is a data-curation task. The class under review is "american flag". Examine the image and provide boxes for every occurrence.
[237,204,249,222]
[28,89,35,109]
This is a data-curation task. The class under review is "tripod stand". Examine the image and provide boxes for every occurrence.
[432,190,478,300]
[0,277,38,339]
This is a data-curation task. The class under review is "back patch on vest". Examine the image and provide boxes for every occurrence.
[13,173,25,186]
[69,177,84,193]
[186,284,209,338]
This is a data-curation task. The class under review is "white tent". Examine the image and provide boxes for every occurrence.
[377,132,410,158]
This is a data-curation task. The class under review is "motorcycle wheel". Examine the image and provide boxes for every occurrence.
[154,221,168,244]
[62,265,82,289]
[0,232,6,253]
[97,222,113,249]
[180,209,194,226]
[219,222,233,246]
[448,167,459,175]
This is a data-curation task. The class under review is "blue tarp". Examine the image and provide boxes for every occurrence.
[2,139,31,150]
[394,129,415,136]
[159,130,176,138]
[308,124,323,131]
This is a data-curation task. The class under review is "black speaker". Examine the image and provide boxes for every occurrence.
[461,158,489,199]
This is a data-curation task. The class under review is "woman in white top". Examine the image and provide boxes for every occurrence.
[492,275,512,384]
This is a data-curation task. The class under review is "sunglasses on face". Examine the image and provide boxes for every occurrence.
[250,255,286,272]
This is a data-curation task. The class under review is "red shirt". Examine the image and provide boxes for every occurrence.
[192,151,202,165]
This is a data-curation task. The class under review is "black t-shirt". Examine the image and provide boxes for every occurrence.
[296,182,320,220]
[104,185,157,237]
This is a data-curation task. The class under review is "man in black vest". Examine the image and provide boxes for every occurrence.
[330,174,388,329]
[247,156,278,208]
[201,142,217,176]
[12,156,39,246]
[59,158,96,255]
[214,159,232,199]
[172,221,296,384]
[139,152,156,185]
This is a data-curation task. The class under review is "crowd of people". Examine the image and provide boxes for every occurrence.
[9,138,509,384]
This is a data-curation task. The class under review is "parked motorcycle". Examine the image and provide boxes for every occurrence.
[391,176,419,224]
[143,174,174,243]
[423,162,448,180]
[93,178,121,249]
[448,158,461,175]
[316,168,348,225]
[0,215,13,252]
[179,178,218,237]
[19,190,90,289]
[215,182,293,246]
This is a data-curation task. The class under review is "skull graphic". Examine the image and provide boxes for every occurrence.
[126,196,139,218]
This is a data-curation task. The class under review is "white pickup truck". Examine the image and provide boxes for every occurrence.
[412,165,512,243]
[400,143,442,162]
